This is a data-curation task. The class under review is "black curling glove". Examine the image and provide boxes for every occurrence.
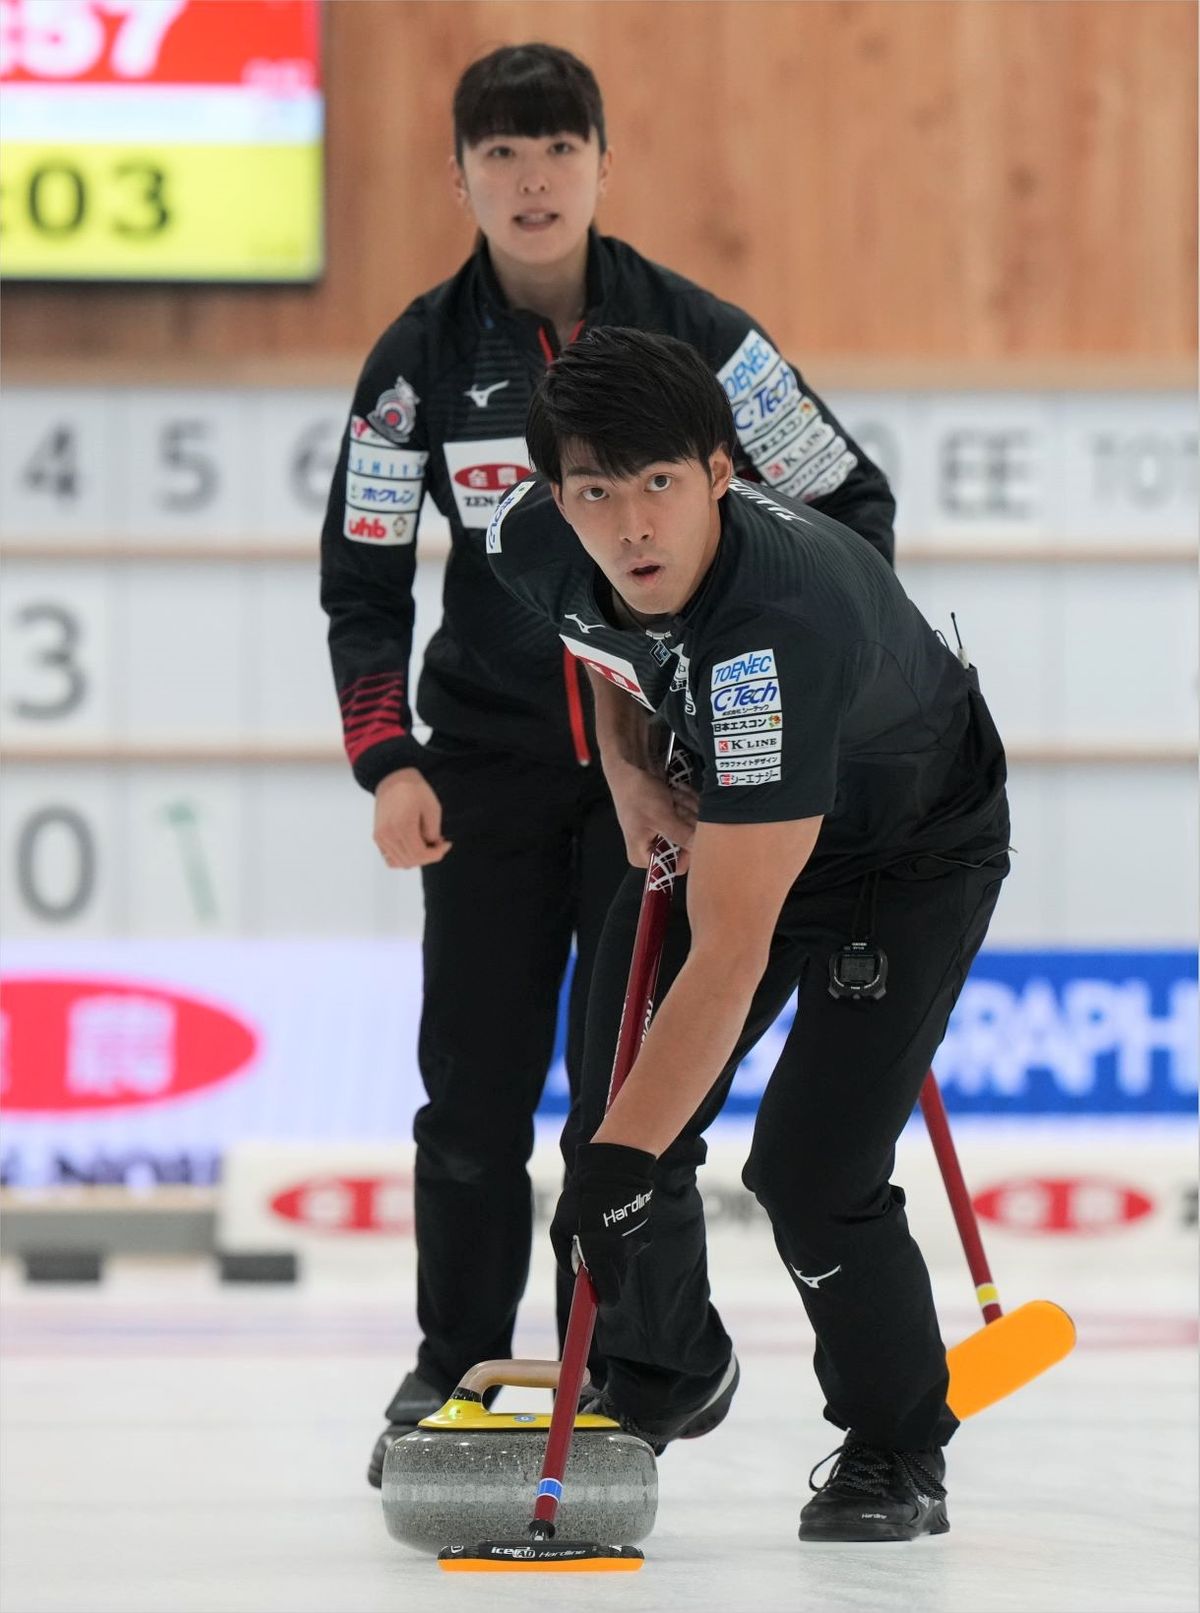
[550,1141,657,1307]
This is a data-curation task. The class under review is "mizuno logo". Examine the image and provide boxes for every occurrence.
[564,613,604,635]
[464,380,510,408]
[790,1263,842,1289]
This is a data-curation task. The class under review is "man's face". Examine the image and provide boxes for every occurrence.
[553,449,734,618]
[453,131,610,266]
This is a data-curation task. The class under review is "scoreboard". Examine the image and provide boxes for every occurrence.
[0,0,323,282]
[0,381,1195,945]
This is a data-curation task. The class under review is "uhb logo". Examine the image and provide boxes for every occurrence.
[0,977,258,1112]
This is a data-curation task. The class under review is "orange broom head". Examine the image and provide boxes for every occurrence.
[947,1298,1077,1420]
[438,1541,643,1572]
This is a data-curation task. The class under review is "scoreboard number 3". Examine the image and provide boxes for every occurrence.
[7,601,88,720]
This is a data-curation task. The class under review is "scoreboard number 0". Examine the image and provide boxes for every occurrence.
[16,805,96,923]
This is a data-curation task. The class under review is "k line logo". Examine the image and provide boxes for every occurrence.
[715,733,783,756]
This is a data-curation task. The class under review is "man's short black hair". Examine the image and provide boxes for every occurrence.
[453,44,606,160]
[526,327,738,486]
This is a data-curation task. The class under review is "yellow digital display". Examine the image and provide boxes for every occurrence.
[0,0,323,283]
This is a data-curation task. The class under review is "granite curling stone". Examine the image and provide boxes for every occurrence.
[380,1358,658,1553]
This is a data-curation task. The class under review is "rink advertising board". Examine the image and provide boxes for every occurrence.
[0,942,1195,1188]
[0,0,323,281]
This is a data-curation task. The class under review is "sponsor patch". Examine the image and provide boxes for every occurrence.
[718,329,799,437]
[713,750,782,772]
[346,473,420,510]
[718,764,782,788]
[711,711,783,736]
[711,648,776,687]
[366,377,419,445]
[798,452,859,501]
[560,636,655,710]
[773,439,856,502]
[347,422,427,479]
[711,676,782,718]
[486,475,536,553]
[741,395,821,465]
[344,510,417,545]
[718,331,856,502]
[714,732,783,757]
[445,437,531,529]
[762,418,836,484]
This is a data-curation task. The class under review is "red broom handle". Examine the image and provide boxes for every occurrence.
[531,759,687,1538]
[919,1070,1003,1325]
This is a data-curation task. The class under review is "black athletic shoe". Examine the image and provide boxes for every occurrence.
[366,1370,445,1489]
[798,1436,949,1542]
[582,1353,740,1456]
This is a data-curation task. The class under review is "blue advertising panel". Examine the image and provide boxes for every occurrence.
[539,950,1198,1118]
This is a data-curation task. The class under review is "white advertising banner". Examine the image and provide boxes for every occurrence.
[1,939,1195,1188]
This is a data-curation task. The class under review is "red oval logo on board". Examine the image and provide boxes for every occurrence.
[973,1176,1154,1235]
[269,1175,413,1234]
[0,977,258,1113]
[452,463,529,491]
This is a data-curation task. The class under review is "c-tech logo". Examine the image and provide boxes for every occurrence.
[712,678,782,716]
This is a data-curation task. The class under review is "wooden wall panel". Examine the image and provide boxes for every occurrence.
[3,0,1194,375]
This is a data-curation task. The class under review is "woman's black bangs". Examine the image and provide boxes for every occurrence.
[458,79,595,149]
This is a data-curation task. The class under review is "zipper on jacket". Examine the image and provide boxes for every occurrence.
[539,317,591,765]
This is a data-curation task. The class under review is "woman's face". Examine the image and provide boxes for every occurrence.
[453,130,610,267]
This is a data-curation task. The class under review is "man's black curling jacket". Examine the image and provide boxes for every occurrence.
[487,476,1009,893]
[319,231,896,792]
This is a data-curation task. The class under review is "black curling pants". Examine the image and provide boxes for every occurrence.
[560,846,1008,1452]
[410,735,627,1395]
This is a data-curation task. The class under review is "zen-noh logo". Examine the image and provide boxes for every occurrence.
[0,978,258,1113]
[269,1175,413,1234]
[453,463,529,491]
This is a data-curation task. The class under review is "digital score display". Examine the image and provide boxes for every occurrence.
[0,0,323,281]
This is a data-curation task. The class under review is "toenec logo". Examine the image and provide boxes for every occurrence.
[711,648,777,686]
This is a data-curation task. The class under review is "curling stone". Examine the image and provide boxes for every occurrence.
[381,1358,657,1552]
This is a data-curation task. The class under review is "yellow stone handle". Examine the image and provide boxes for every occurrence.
[455,1358,592,1396]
